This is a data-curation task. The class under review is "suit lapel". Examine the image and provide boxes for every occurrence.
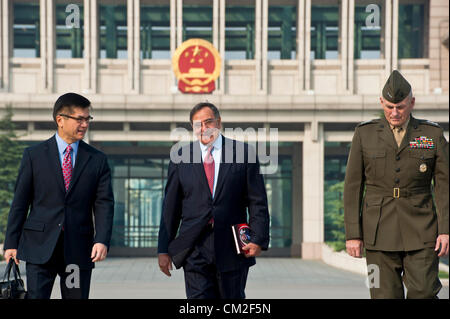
[46,136,66,194]
[66,140,91,196]
[191,141,212,199]
[213,136,232,203]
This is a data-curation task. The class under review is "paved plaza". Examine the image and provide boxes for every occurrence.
[1,257,448,299]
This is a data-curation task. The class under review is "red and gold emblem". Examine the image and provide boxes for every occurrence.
[172,39,221,94]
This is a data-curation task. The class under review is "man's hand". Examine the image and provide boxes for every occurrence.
[91,243,108,262]
[346,239,364,258]
[435,234,449,257]
[158,253,173,277]
[242,243,262,258]
[3,249,19,265]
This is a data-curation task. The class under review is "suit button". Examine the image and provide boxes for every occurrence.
[395,168,400,172]
[396,156,400,161]
[394,178,400,183]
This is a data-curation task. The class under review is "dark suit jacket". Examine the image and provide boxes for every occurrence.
[158,136,270,273]
[3,136,114,269]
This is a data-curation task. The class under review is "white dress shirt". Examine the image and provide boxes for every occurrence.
[199,133,222,198]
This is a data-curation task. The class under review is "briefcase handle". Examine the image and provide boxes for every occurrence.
[2,258,23,283]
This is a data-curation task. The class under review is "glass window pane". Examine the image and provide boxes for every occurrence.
[225,5,255,60]
[183,4,213,42]
[311,5,339,60]
[109,157,128,178]
[398,3,425,59]
[324,142,351,251]
[264,155,292,248]
[354,4,381,59]
[13,3,40,58]
[268,5,297,60]
[99,3,127,59]
[129,158,164,178]
[140,3,170,60]
[56,2,84,59]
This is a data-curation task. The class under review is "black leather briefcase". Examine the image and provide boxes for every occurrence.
[0,259,27,299]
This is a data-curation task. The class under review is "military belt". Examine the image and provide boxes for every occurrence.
[365,185,431,198]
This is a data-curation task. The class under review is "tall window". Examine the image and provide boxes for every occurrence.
[398,2,426,58]
[105,144,172,249]
[140,3,170,59]
[268,5,297,60]
[264,155,293,249]
[354,4,381,59]
[324,142,351,251]
[56,1,84,59]
[225,5,255,60]
[311,5,339,59]
[182,3,213,42]
[13,2,40,58]
[99,3,127,59]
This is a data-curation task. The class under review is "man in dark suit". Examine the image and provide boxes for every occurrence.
[158,102,270,299]
[2,93,114,299]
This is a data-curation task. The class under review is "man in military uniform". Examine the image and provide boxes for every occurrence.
[344,70,449,299]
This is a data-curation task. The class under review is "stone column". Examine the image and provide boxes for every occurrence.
[304,0,311,90]
[170,0,176,88]
[46,0,55,93]
[384,0,392,77]
[89,0,98,93]
[297,0,305,93]
[177,0,182,47]
[347,0,355,94]
[212,0,220,93]
[83,0,90,92]
[261,0,268,94]
[340,0,348,93]
[0,0,9,91]
[219,0,225,94]
[134,0,140,94]
[301,121,324,259]
[391,0,399,70]
[127,0,139,93]
[40,0,47,92]
[255,0,262,92]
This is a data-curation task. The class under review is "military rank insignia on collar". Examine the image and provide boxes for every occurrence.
[410,136,435,149]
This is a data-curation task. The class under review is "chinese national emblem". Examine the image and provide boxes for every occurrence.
[172,39,221,94]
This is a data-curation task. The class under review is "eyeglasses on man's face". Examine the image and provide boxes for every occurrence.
[192,118,218,130]
[58,113,93,124]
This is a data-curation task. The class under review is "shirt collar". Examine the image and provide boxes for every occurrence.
[55,132,79,155]
[389,117,410,131]
[199,133,222,152]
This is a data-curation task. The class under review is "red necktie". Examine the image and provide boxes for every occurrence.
[203,146,215,227]
[63,145,73,191]
[203,146,215,195]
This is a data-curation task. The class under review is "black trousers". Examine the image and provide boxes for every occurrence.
[25,233,92,299]
[365,248,441,299]
[183,228,249,299]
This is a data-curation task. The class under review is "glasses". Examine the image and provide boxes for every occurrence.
[192,118,217,130]
[59,114,93,124]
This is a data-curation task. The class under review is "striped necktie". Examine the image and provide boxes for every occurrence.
[62,145,73,191]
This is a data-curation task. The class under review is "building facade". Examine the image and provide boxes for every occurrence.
[0,0,448,259]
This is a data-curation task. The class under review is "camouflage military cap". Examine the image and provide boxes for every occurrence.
[382,70,411,103]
